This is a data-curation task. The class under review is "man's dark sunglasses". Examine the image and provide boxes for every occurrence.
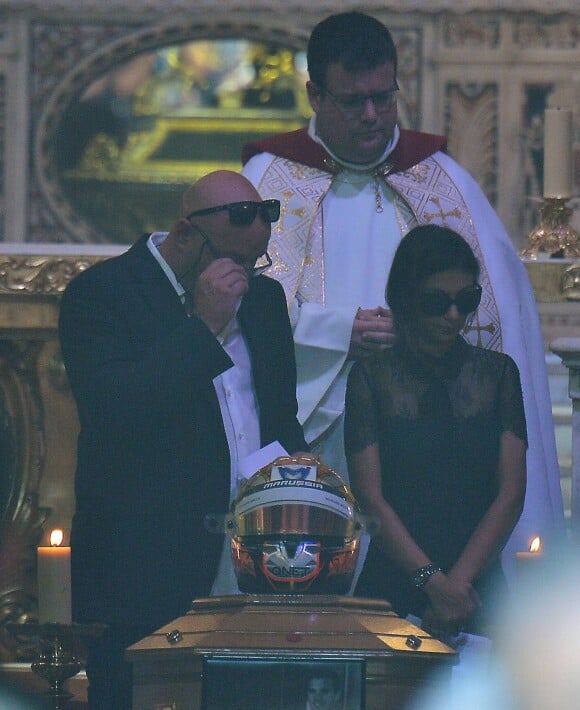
[186,199,280,227]
[418,284,482,317]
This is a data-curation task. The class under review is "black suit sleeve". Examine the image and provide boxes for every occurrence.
[59,258,232,443]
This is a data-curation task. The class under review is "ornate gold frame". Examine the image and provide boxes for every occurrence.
[0,252,112,660]
[35,20,310,244]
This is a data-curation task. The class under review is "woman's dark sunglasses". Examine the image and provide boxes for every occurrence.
[186,199,280,227]
[418,284,482,317]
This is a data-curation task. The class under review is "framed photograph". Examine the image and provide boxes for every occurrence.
[202,656,365,710]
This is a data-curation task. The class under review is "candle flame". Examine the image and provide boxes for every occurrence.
[529,536,541,553]
[50,529,64,547]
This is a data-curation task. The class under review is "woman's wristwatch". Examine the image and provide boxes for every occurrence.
[410,563,443,589]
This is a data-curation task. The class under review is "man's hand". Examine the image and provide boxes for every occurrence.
[192,258,249,335]
[348,306,395,360]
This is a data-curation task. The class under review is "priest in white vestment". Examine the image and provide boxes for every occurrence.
[242,12,564,586]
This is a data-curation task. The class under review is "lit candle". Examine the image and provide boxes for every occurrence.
[543,107,573,199]
[515,535,545,582]
[37,529,72,624]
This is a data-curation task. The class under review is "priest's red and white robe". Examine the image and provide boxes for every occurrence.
[242,119,564,585]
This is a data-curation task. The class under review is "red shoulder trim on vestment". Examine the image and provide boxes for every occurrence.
[241,127,447,174]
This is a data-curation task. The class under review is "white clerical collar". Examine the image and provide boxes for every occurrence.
[308,115,400,170]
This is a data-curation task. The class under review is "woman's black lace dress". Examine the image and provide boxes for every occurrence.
[345,337,527,630]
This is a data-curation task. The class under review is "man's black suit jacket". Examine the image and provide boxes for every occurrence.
[59,235,307,629]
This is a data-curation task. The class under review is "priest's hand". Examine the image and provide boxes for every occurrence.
[192,258,249,335]
[348,306,395,360]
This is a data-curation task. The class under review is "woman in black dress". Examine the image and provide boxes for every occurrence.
[345,225,527,637]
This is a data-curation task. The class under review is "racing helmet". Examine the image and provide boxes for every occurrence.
[227,455,364,594]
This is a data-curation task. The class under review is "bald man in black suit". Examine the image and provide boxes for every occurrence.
[59,170,308,708]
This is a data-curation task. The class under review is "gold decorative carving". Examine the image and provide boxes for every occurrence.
[0,341,48,660]
[521,199,580,260]
[47,351,69,393]
[562,262,580,301]
[523,258,580,302]
[514,17,580,49]
[0,253,111,660]
[446,84,498,206]
[0,255,105,296]
[444,17,500,48]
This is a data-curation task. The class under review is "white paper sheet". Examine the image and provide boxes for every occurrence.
[237,440,289,481]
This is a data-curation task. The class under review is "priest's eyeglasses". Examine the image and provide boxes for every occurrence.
[186,199,280,227]
[418,284,482,317]
[323,80,399,117]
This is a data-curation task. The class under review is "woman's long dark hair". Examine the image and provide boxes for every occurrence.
[387,225,481,329]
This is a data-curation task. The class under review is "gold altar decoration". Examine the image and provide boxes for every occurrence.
[6,621,104,709]
[0,251,113,662]
[521,198,580,303]
[521,198,580,259]
[562,261,580,300]
[0,254,99,297]
[523,257,580,303]
[32,633,81,709]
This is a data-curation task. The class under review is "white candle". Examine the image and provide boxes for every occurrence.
[37,529,72,624]
[515,535,544,582]
[543,107,573,199]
